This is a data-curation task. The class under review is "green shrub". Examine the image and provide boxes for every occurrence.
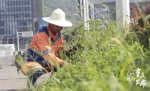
[36,20,150,91]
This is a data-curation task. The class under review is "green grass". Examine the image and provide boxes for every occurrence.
[34,20,150,91]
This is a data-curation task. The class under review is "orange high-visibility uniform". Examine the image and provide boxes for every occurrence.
[21,24,65,75]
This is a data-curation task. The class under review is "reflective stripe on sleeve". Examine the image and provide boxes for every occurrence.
[43,49,52,56]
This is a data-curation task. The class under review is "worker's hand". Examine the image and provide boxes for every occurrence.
[61,61,70,67]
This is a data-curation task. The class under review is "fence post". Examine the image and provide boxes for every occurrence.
[11,61,15,66]
[11,52,16,66]
[0,62,3,69]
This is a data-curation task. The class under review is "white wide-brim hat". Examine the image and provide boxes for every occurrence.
[42,8,72,27]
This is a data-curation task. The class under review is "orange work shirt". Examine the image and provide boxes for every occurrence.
[29,25,65,67]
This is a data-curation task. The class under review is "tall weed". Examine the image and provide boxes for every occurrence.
[36,20,150,91]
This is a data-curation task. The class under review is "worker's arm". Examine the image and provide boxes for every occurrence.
[34,32,64,67]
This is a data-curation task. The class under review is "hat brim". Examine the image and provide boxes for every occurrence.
[42,17,72,27]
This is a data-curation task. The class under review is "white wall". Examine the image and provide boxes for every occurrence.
[0,44,15,57]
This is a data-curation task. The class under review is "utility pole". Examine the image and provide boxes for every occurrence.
[83,0,87,30]
[77,0,92,30]
[83,0,89,30]
[88,1,94,20]
[77,0,83,17]
[116,0,130,28]
[86,0,89,21]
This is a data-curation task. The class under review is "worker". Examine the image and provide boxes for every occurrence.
[16,8,72,86]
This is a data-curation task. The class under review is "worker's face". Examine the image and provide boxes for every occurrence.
[50,23,63,35]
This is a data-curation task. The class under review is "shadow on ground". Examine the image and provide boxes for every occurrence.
[0,89,26,91]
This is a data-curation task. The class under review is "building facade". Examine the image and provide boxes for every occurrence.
[93,1,150,26]
[0,0,43,49]
[94,2,116,20]
[38,17,48,30]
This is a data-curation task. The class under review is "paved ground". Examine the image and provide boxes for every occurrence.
[0,56,50,91]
